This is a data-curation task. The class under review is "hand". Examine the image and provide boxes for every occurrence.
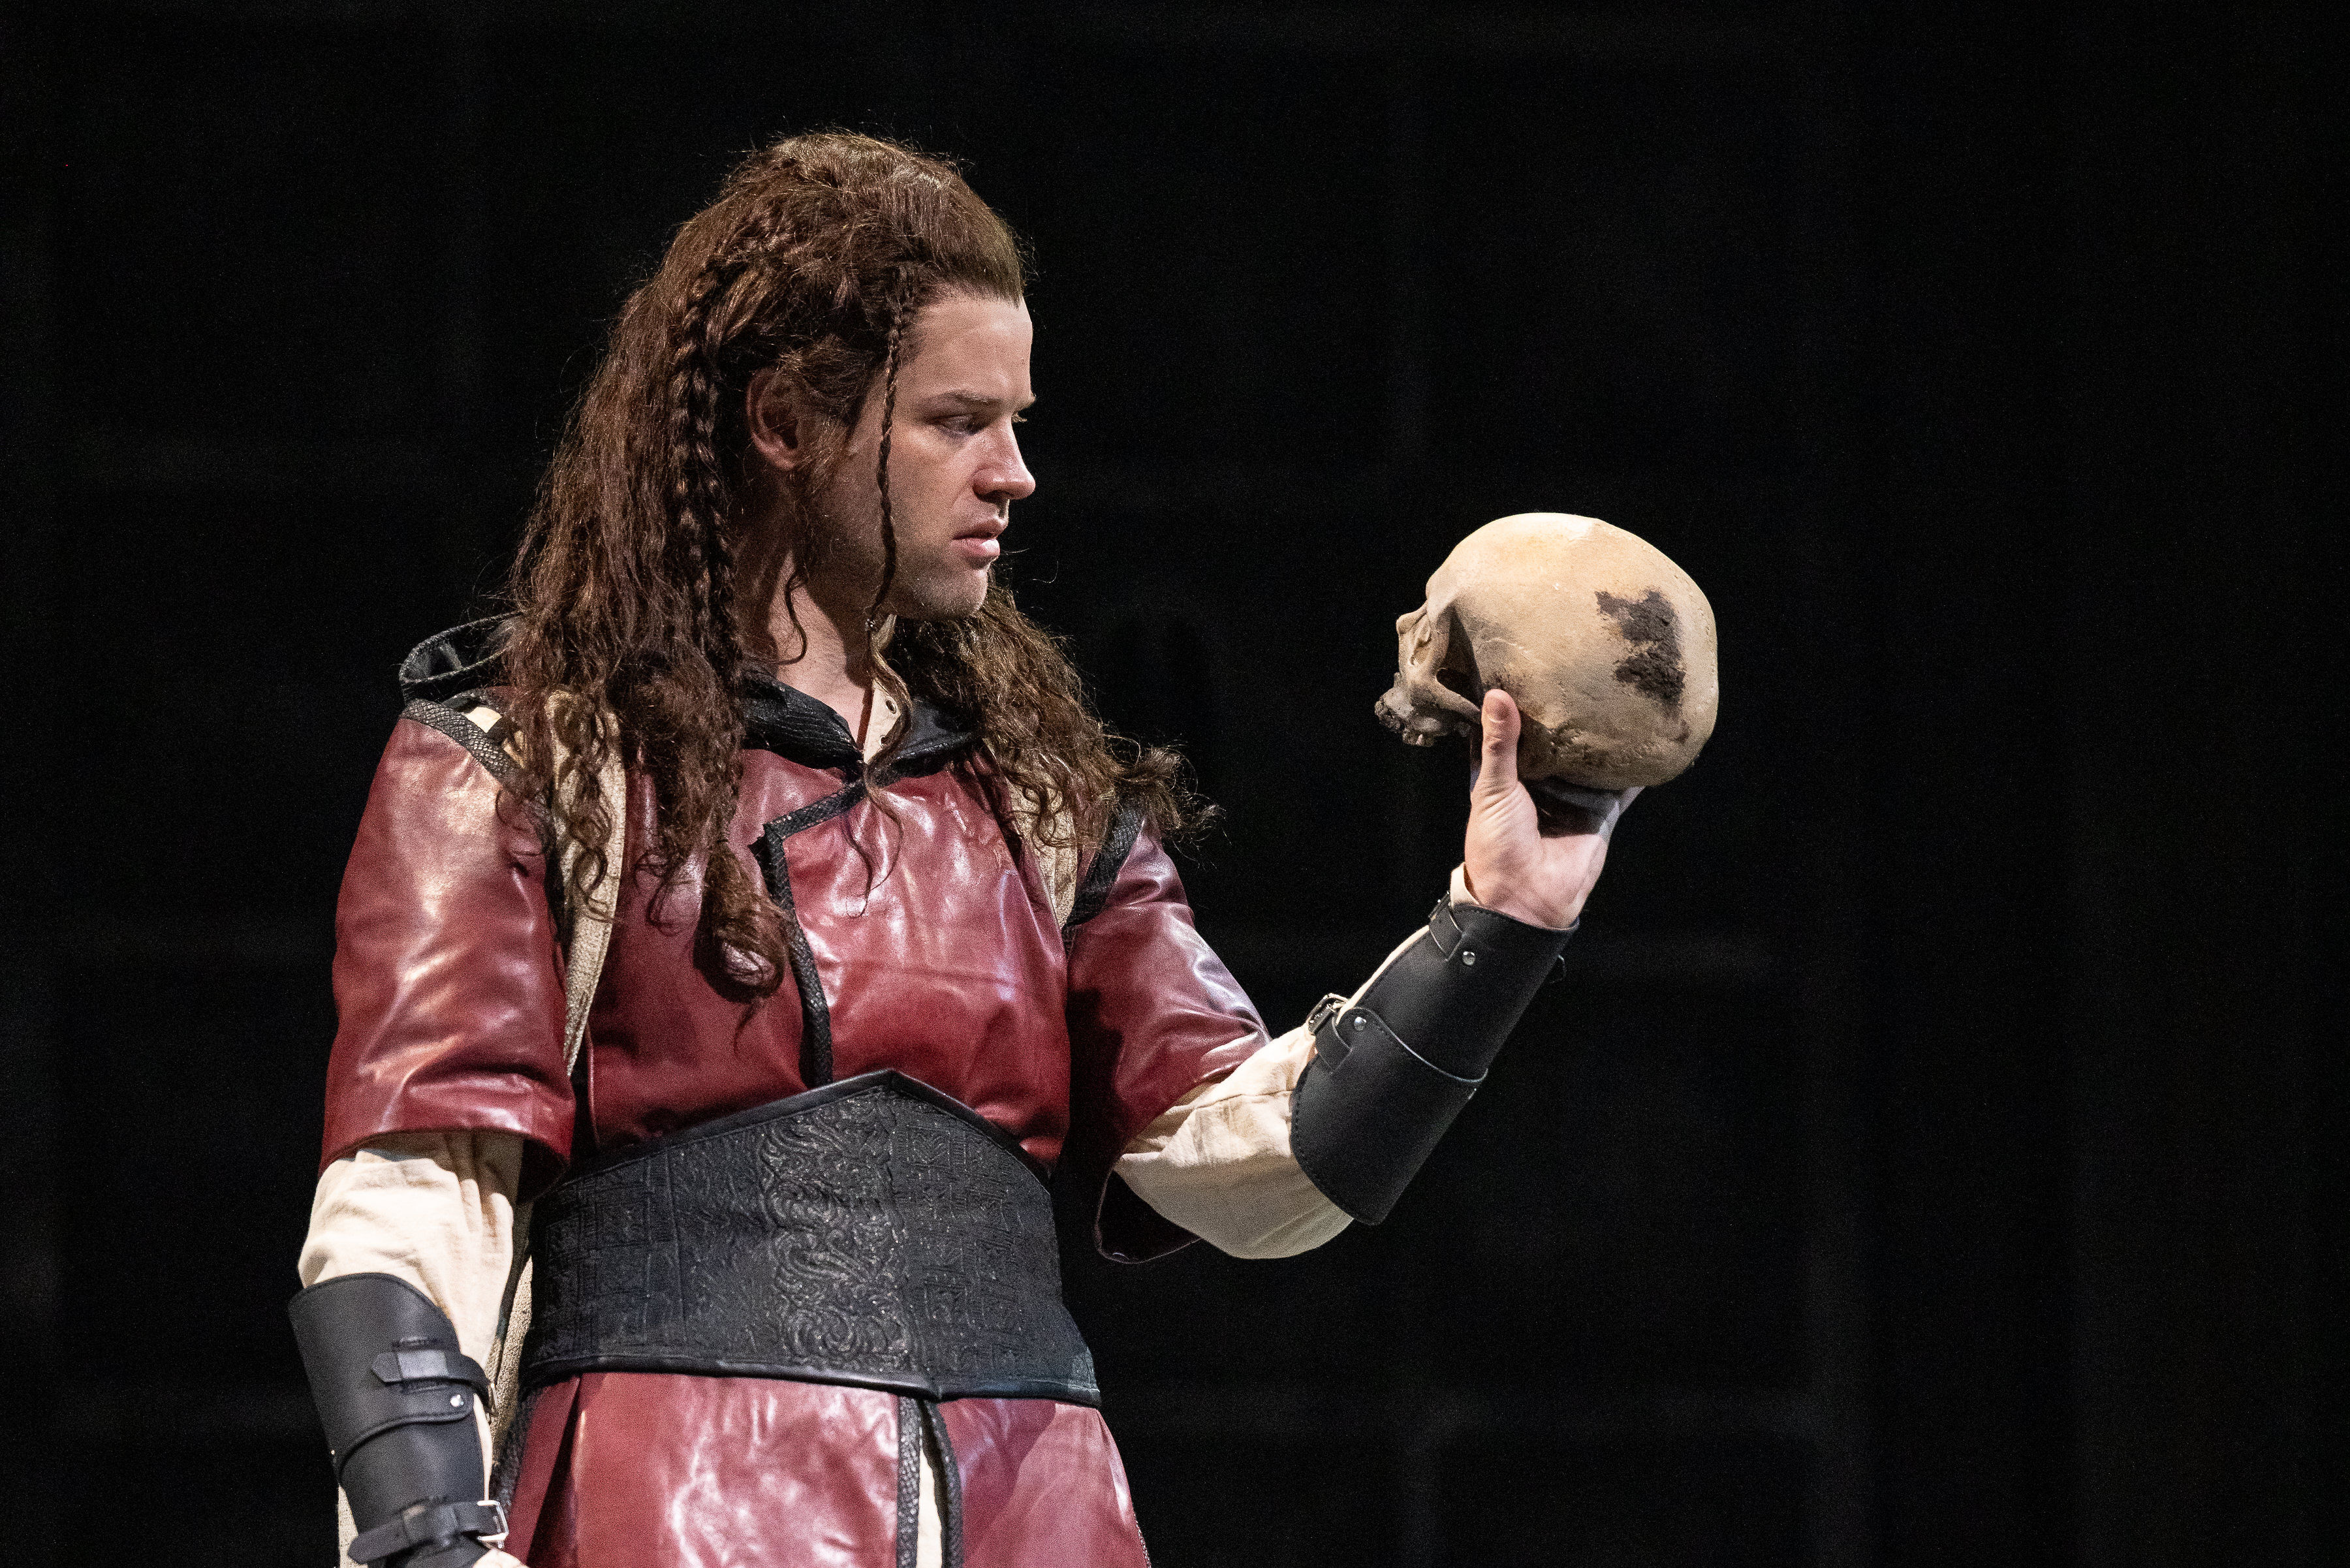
[1460,689,1638,930]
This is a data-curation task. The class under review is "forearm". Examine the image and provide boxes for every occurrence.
[300,1131,525,1350]
[294,1131,525,1567]
[1289,870,1576,1223]
[1114,1026,1349,1259]
[1118,866,1576,1245]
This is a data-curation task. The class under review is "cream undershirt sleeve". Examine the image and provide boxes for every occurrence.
[298,1130,525,1356]
[1113,1026,1353,1260]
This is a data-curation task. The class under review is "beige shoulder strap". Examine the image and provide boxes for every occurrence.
[1009,785,1081,926]
[481,740,628,1473]
[335,718,624,1562]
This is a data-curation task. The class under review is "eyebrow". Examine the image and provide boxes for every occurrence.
[926,388,1037,412]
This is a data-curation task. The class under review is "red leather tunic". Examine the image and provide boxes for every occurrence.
[321,679,1267,1567]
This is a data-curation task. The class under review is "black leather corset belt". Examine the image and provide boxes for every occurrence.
[520,1071,1101,1405]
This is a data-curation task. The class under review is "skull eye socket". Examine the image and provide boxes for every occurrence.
[1433,609,1482,708]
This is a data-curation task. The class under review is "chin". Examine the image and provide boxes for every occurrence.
[892,567,993,623]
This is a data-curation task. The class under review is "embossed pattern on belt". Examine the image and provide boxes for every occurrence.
[522,1071,1100,1405]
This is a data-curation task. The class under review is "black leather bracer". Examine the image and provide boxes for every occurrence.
[1291,895,1576,1223]
[287,1273,505,1568]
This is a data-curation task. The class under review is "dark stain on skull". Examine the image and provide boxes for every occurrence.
[1595,589,1685,712]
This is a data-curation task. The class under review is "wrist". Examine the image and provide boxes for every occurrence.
[1453,864,1580,932]
[398,1537,493,1568]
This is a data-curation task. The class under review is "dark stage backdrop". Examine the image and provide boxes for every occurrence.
[1,5,2337,1567]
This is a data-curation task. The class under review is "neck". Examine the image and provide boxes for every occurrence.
[735,483,900,751]
[768,578,892,738]
[742,554,900,759]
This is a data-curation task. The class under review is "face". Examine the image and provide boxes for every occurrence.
[757,290,1036,623]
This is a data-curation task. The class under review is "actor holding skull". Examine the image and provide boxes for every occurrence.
[290,134,1716,1568]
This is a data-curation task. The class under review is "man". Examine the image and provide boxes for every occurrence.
[291,133,1619,1568]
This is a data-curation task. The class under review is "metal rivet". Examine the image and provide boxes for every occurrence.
[1351,1015,1366,1030]
[450,1394,465,1407]
[1461,949,1479,965]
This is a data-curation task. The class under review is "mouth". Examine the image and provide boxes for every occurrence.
[952,516,1007,563]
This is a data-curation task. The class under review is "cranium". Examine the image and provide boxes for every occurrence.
[1377,512,1719,791]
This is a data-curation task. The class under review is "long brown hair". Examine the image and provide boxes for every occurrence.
[504,132,1200,997]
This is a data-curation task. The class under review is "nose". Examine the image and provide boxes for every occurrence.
[978,425,1036,505]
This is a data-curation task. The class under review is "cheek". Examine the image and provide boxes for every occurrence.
[899,447,974,517]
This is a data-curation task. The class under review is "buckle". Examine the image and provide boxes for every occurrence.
[1426,896,1464,958]
[371,1347,489,1392]
[1304,993,1352,1069]
[1304,992,1346,1037]
[478,1499,510,1548]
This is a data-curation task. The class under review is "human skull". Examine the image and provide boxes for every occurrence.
[1377,512,1719,791]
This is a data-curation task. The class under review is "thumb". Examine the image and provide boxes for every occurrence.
[1473,688,1521,799]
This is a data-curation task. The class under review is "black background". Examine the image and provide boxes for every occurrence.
[1,4,2340,1565]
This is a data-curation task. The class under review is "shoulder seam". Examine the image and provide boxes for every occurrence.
[401,697,522,789]
[1063,798,1148,933]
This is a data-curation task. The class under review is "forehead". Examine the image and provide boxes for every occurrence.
[902,292,1032,389]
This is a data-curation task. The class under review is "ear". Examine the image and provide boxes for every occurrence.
[745,368,809,475]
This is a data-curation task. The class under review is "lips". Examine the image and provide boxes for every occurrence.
[953,516,1007,562]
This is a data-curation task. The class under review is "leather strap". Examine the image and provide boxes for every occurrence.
[919,1397,967,1568]
[348,1499,507,1565]
[895,1396,924,1568]
[1309,999,1482,1088]
[371,1349,488,1393]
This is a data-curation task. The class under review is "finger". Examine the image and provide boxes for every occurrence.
[1474,688,1520,798]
